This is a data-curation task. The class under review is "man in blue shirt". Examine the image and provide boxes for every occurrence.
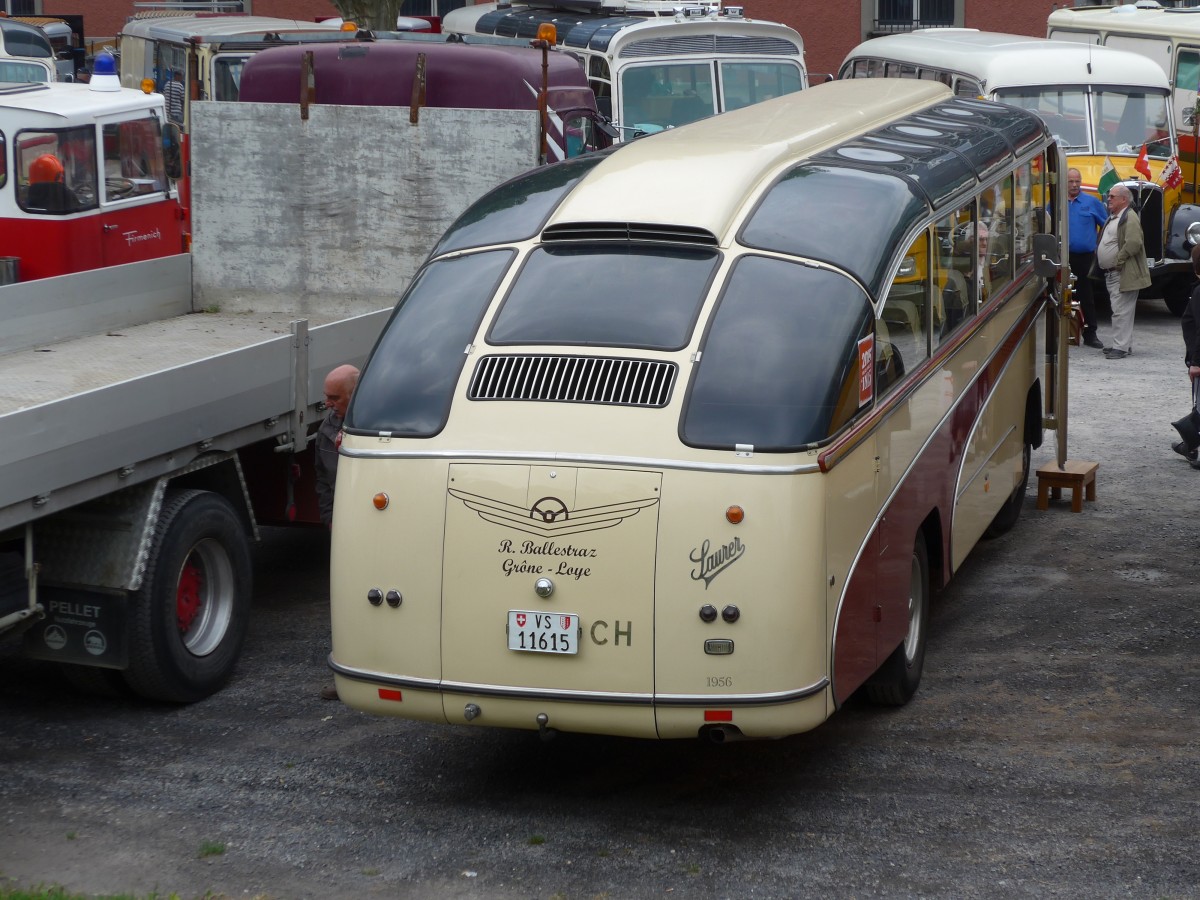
[1066,167,1109,349]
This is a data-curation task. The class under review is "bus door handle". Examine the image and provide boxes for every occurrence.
[103,224,119,232]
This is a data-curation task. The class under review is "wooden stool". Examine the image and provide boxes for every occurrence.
[1066,303,1082,346]
[1035,460,1098,513]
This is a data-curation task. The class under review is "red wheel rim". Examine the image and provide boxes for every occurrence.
[176,554,203,634]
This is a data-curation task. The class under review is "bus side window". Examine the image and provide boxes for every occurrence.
[1177,50,1200,132]
[878,230,931,395]
[589,56,613,119]
[986,175,1014,296]
[954,78,982,98]
[935,212,969,348]
[1013,158,1040,270]
[0,130,5,189]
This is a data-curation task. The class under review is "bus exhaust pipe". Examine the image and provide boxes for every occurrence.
[701,724,746,744]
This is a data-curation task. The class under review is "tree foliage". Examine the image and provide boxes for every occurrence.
[328,0,407,31]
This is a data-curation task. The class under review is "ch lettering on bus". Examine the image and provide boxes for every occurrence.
[589,619,632,647]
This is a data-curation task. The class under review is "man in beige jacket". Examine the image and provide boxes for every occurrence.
[1094,184,1152,359]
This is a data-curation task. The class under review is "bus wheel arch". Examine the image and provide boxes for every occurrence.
[864,529,930,707]
[983,382,1040,539]
[122,488,252,702]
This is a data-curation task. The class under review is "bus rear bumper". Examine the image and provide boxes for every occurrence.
[329,659,832,739]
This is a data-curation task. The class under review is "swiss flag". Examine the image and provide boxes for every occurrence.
[1134,144,1153,180]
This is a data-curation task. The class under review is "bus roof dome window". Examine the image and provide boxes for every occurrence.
[90,53,121,92]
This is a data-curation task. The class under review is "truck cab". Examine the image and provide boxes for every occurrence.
[0,58,185,283]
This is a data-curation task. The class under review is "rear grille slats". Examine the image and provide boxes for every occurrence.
[541,222,719,246]
[469,355,677,407]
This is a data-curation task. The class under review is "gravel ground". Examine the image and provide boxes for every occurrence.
[0,300,1196,900]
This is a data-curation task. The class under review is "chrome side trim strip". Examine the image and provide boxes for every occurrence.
[339,447,821,476]
[329,657,828,707]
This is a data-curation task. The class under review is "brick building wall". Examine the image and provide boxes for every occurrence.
[56,0,340,44]
[744,0,1061,85]
[63,0,1066,57]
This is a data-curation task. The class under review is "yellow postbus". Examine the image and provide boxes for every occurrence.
[841,29,1200,315]
[1049,3,1200,202]
[327,78,1068,742]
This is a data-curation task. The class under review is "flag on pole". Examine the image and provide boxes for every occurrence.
[1134,144,1152,179]
[1161,155,1183,190]
[1097,156,1120,196]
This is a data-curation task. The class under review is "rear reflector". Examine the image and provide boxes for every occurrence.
[704,709,733,722]
[378,688,403,702]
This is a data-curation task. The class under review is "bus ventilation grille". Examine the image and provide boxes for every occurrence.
[468,355,678,408]
[619,35,801,58]
[542,222,719,246]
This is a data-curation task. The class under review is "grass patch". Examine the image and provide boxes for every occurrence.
[527,834,546,846]
[197,841,225,859]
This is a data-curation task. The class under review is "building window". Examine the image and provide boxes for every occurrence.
[873,0,954,34]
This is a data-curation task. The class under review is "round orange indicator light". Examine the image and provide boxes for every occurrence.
[726,505,744,524]
[373,492,390,510]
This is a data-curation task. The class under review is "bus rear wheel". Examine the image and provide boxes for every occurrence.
[865,531,930,706]
[984,442,1031,539]
[123,489,252,703]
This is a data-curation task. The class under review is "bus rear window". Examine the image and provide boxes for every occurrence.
[348,249,514,437]
[740,164,925,298]
[488,244,719,350]
[432,154,607,256]
[681,256,874,451]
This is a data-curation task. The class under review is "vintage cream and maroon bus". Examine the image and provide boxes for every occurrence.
[327,78,1068,741]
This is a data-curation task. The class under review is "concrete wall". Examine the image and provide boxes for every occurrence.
[190,102,541,316]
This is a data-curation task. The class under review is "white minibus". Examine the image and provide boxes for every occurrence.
[326,78,1069,741]
[441,0,807,140]
[841,29,1200,314]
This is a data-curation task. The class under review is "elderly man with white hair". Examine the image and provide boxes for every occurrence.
[1095,183,1152,359]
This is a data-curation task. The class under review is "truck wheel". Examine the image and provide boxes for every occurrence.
[983,442,1031,539]
[1165,279,1191,317]
[865,531,930,707]
[123,489,252,702]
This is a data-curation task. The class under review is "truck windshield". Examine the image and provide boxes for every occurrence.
[681,255,874,451]
[996,87,1172,158]
[488,244,720,351]
[16,126,97,214]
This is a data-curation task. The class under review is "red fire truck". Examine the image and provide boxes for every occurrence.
[0,53,185,283]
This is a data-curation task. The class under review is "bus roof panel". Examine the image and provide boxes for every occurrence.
[844,30,1168,91]
[121,15,346,43]
[453,4,802,54]
[548,79,951,247]
[1049,4,1200,40]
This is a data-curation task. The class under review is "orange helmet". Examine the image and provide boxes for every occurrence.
[29,154,64,184]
